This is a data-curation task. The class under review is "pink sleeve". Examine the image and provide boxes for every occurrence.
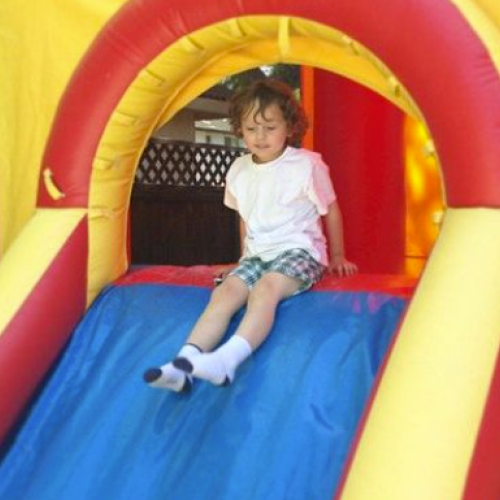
[307,157,336,215]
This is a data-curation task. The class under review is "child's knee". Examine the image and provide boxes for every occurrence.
[247,278,282,306]
[253,273,301,299]
[210,276,248,308]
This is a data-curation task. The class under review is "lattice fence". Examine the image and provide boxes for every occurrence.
[136,139,246,187]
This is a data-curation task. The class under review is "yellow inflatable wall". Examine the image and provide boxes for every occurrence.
[0,0,128,257]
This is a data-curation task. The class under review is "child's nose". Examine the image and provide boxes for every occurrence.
[256,127,266,139]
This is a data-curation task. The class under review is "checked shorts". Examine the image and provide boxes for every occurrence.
[229,248,325,293]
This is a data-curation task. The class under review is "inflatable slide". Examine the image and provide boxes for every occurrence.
[0,268,410,499]
[1,1,500,499]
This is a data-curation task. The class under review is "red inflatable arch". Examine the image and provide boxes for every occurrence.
[2,1,500,499]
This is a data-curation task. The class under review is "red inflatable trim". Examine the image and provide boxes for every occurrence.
[39,0,500,209]
[462,346,500,500]
[333,309,408,499]
[0,219,88,443]
[115,266,416,298]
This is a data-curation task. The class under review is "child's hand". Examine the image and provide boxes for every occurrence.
[328,256,358,278]
[213,263,236,284]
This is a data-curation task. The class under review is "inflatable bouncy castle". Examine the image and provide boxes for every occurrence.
[1,1,500,499]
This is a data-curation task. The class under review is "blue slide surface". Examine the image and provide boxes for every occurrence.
[0,283,406,500]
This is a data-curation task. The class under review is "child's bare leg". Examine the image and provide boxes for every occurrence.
[174,273,301,385]
[185,275,250,352]
[234,272,301,349]
[144,276,248,392]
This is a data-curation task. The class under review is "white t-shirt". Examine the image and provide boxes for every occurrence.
[224,147,336,265]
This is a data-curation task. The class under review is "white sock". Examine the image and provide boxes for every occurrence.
[174,335,252,386]
[143,344,201,392]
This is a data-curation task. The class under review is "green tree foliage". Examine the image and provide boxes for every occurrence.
[221,64,300,93]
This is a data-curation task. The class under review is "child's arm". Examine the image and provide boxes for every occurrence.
[323,200,358,277]
[214,218,246,280]
[239,217,246,254]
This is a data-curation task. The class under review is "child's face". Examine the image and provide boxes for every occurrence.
[240,102,290,164]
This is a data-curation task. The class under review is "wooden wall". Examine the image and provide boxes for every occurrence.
[130,140,243,265]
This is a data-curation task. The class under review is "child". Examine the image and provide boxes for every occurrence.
[144,79,357,392]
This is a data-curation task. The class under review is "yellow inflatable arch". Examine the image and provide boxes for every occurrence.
[1,1,500,499]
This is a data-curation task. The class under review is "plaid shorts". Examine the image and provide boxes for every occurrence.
[229,248,325,293]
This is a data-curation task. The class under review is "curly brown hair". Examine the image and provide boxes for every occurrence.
[228,79,308,147]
